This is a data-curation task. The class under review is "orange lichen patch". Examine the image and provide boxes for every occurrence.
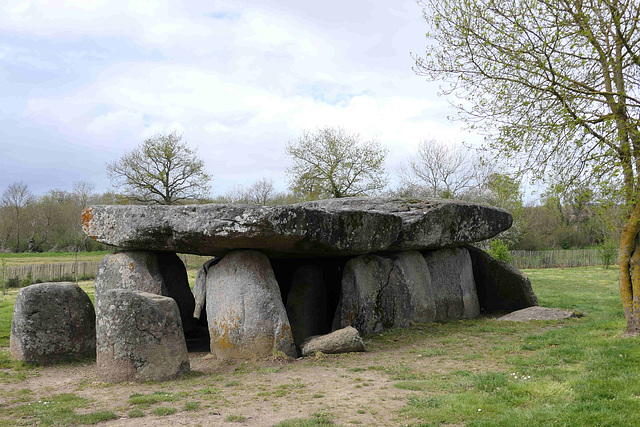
[129,262,135,271]
[80,207,97,240]
[212,312,241,350]
[279,324,293,342]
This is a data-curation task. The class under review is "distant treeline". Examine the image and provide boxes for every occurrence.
[0,179,624,253]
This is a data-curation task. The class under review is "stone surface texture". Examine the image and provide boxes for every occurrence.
[96,289,189,382]
[422,247,480,320]
[193,258,218,319]
[301,197,513,250]
[206,250,297,360]
[337,251,436,335]
[10,282,95,365]
[82,202,402,257]
[466,245,538,311]
[285,264,331,346]
[81,197,511,257]
[498,306,576,321]
[94,250,195,334]
[300,326,365,356]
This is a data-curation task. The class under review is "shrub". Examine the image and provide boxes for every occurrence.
[487,239,513,263]
[597,240,618,269]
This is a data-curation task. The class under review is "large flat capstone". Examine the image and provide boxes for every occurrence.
[81,197,512,257]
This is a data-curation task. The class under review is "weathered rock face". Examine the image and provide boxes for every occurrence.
[300,326,365,356]
[422,247,480,320]
[337,251,435,335]
[81,197,511,257]
[96,289,190,382]
[285,264,331,346]
[206,250,297,360]
[10,282,95,365]
[498,306,574,321]
[82,202,402,257]
[193,258,218,320]
[300,197,513,251]
[94,251,195,334]
[466,246,538,311]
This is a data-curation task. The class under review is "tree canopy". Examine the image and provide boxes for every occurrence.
[107,132,212,205]
[416,0,640,333]
[398,139,492,199]
[285,127,388,199]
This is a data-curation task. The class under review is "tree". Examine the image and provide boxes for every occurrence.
[398,139,492,199]
[286,127,388,199]
[1,182,34,252]
[246,177,276,205]
[107,132,212,205]
[416,0,640,333]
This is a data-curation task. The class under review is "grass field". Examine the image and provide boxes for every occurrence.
[0,252,110,267]
[0,266,638,426]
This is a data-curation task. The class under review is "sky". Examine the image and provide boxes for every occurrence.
[0,0,480,198]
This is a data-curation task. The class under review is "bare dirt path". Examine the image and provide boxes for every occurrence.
[0,322,513,426]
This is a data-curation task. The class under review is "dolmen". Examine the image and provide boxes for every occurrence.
[77,196,537,381]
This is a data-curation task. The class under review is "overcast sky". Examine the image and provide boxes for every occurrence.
[0,0,480,198]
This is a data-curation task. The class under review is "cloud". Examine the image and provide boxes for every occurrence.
[0,0,475,196]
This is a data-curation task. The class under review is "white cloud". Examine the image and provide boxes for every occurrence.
[1,0,476,196]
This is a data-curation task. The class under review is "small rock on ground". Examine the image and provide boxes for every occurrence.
[497,306,578,321]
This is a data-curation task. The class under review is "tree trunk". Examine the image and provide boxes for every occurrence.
[619,202,640,335]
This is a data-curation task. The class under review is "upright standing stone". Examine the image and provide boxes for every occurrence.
[206,250,296,360]
[422,247,480,320]
[193,258,218,319]
[285,264,331,346]
[338,251,435,335]
[96,289,189,382]
[10,282,95,365]
[466,246,538,311]
[94,251,195,334]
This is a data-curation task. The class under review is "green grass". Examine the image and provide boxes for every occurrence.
[0,251,110,266]
[2,393,117,425]
[151,406,177,416]
[0,266,636,426]
[400,267,640,426]
[274,412,335,426]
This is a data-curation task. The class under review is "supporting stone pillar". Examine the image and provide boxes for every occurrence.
[206,250,296,360]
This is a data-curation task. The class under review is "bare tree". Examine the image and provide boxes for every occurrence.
[2,181,34,252]
[398,140,492,199]
[246,177,276,205]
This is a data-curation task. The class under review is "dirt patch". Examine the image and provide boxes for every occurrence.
[0,320,539,426]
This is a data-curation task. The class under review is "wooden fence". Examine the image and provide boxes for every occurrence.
[0,250,614,284]
[5,261,101,283]
[510,249,617,269]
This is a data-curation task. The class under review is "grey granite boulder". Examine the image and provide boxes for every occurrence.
[498,306,575,321]
[337,251,435,335]
[96,289,189,382]
[285,264,331,346]
[466,246,538,311]
[299,197,513,250]
[301,326,365,356]
[10,282,95,365]
[94,251,195,334]
[206,250,297,360]
[81,197,511,256]
[193,258,218,319]
[422,247,480,320]
[82,202,402,257]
